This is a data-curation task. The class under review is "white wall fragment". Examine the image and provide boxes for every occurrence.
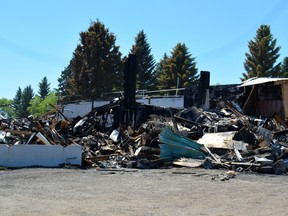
[0,144,82,168]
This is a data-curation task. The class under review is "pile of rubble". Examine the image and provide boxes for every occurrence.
[1,98,288,175]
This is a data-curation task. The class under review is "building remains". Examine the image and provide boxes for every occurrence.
[1,54,288,176]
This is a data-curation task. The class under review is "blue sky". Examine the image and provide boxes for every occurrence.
[1,0,288,99]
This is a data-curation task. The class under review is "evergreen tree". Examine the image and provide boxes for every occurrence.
[131,30,156,90]
[12,87,23,117]
[241,24,281,81]
[69,45,87,99]
[280,57,288,78]
[156,43,198,91]
[57,64,72,98]
[66,20,123,100]
[170,43,198,88]
[38,76,50,100]
[21,85,34,117]
[155,53,171,90]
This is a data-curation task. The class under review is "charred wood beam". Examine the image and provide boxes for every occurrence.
[123,54,137,108]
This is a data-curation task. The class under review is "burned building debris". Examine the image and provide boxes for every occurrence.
[1,58,288,175]
[1,97,288,175]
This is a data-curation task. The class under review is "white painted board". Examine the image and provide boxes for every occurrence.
[0,144,82,168]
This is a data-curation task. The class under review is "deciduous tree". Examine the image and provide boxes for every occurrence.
[28,92,58,117]
[0,98,13,118]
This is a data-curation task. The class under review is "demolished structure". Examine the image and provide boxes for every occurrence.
[1,55,288,175]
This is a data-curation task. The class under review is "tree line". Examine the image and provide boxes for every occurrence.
[57,20,288,101]
[0,77,57,118]
[57,20,199,101]
[1,20,288,118]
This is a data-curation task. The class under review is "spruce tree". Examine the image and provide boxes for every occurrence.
[131,30,156,90]
[155,53,172,90]
[57,63,72,99]
[21,85,34,117]
[38,76,50,100]
[280,57,288,78]
[241,24,281,81]
[170,43,198,88]
[12,87,23,117]
[66,20,122,100]
[156,43,198,92]
[67,45,85,99]
[12,86,34,117]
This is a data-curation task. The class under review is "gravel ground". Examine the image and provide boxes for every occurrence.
[0,167,287,216]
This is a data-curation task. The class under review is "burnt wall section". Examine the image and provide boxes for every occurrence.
[209,84,243,108]
[184,71,242,109]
